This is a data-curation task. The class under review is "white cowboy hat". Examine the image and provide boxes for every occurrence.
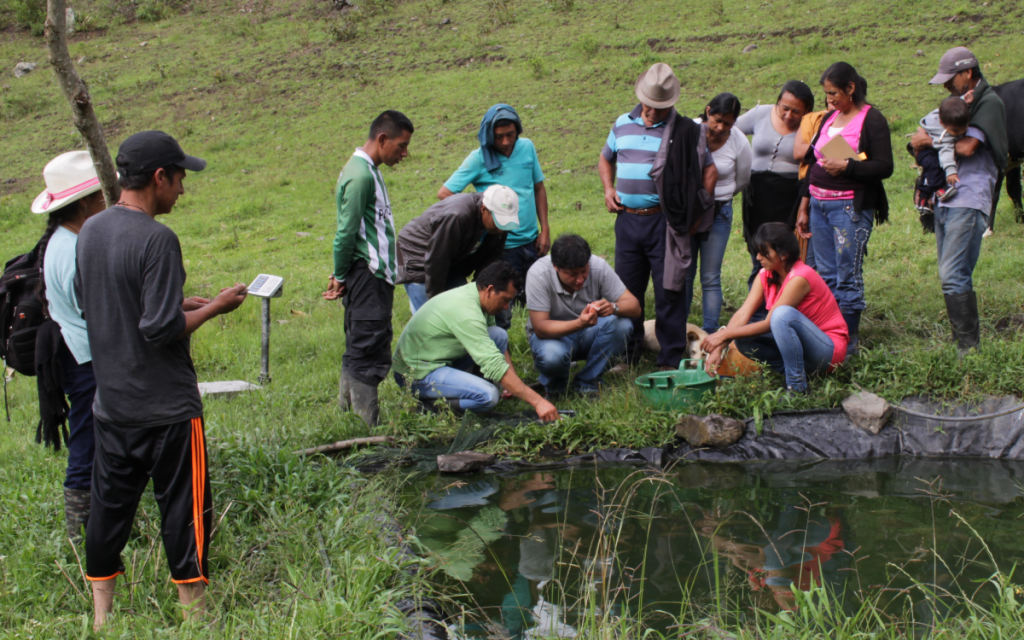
[31,151,102,215]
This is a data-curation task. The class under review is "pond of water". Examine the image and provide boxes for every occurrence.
[399,458,1024,637]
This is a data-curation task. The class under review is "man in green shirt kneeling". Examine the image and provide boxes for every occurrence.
[392,261,560,422]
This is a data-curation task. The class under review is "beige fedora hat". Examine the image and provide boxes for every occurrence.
[31,151,102,214]
[635,62,680,109]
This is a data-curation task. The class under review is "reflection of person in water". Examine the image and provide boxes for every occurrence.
[495,473,588,639]
[698,506,845,612]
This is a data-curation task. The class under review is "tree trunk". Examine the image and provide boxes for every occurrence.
[44,0,120,206]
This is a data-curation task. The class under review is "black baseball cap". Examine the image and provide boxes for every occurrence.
[116,130,207,175]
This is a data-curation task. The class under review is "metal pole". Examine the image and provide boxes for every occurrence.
[259,297,271,384]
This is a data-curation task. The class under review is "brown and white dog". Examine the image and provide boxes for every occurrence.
[641,319,708,362]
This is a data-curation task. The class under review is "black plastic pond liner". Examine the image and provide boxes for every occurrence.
[483,396,1024,470]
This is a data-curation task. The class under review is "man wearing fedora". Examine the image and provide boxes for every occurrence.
[911,47,1007,354]
[29,151,107,542]
[75,131,249,628]
[598,62,717,369]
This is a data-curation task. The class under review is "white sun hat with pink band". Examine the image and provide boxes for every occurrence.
[31,151,103,214]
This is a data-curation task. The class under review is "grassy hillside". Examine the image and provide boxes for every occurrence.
[1,0,1024,635]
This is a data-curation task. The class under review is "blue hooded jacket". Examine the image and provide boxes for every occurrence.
[478,104,523,173]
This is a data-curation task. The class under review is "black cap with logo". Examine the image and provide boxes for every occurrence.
[116,130,207,175]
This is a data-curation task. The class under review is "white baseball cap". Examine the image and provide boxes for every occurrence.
[31,151,103,214]
[482,185,520,231]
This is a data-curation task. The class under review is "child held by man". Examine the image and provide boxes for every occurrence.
[908,95,971,231]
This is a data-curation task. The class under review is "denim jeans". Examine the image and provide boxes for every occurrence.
[809,197,872,313]
[404,272,469,314]
[734,305,838,392]
[685,200,733,333]
[935,206,985,295]
[60,343,96,491]
[399,326,508,413]
[528,315,633,393]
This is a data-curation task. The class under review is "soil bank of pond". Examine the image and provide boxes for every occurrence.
[399,458,1024,637]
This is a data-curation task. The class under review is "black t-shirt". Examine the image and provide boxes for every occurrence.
[75,206,202,427]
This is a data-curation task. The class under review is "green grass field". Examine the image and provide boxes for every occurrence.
[1,0,1024,635]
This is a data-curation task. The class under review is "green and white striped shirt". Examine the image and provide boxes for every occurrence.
[332,148,398,284]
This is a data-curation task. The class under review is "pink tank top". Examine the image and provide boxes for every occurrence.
[809,106,871,201]
[760,261,849,367]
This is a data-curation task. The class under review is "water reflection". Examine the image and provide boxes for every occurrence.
[402,459,1024,638]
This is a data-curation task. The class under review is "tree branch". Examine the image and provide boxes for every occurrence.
[292,436,394,457]
[44,0,120,206]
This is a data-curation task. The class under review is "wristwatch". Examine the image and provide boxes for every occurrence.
[612,302,620,316]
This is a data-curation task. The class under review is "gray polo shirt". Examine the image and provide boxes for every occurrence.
[525,256,627,336]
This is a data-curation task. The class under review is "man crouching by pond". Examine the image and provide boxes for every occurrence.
[526,235,640,397]
[392,261,560,422]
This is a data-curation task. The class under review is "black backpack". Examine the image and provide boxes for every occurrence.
[0,241,45,377]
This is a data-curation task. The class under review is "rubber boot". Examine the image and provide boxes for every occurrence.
[842,311,862,357]
[338,366,352,412]
[348,376,380,427]
[945,291,980,357]
[64,487,90,542]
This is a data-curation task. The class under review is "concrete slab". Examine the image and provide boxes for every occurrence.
[198,380,262,398]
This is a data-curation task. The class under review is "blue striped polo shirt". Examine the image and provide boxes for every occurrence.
[601,104,711,210]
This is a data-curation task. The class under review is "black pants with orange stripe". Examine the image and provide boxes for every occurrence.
[86,417,211,585]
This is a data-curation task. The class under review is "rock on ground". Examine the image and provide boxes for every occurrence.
[437,451,495,473]
[675,414,745,448]
[842,392,891,435]
[14,62,36,78]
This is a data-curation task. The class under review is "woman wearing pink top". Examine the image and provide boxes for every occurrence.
[795,62,893,355]
[702,223,849,393]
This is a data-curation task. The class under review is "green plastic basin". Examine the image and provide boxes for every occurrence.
[634,359,717,410]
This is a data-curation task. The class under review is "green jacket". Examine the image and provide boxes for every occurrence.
[392,284,509,382]
[333,149,398,283]
[968,79,1009,173]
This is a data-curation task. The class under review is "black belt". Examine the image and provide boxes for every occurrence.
[622,205,662,216]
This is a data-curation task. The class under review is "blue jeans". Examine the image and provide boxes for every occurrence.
[399,326,508,413]
[60,343,96,491]
[935,206,985,295]
[809,198,872,314]
[734,305,838,392]
[528,315,633,393]
[685,200,733,333]
[404,272,469,314]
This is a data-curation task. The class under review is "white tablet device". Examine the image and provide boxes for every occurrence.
[247,274,284,298]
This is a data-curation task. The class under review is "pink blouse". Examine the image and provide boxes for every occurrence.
[809,106,871,201]
[760,261,849,366]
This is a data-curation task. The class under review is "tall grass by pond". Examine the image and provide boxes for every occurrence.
[404,462,1024,638]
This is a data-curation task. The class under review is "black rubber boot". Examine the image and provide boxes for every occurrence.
[338,366,352,412]
[64,487,90,542]
[348,376,380,427]
[945,291,980,357]
[842,311,862,357]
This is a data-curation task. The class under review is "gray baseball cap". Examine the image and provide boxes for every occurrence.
[929,47,979,85]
